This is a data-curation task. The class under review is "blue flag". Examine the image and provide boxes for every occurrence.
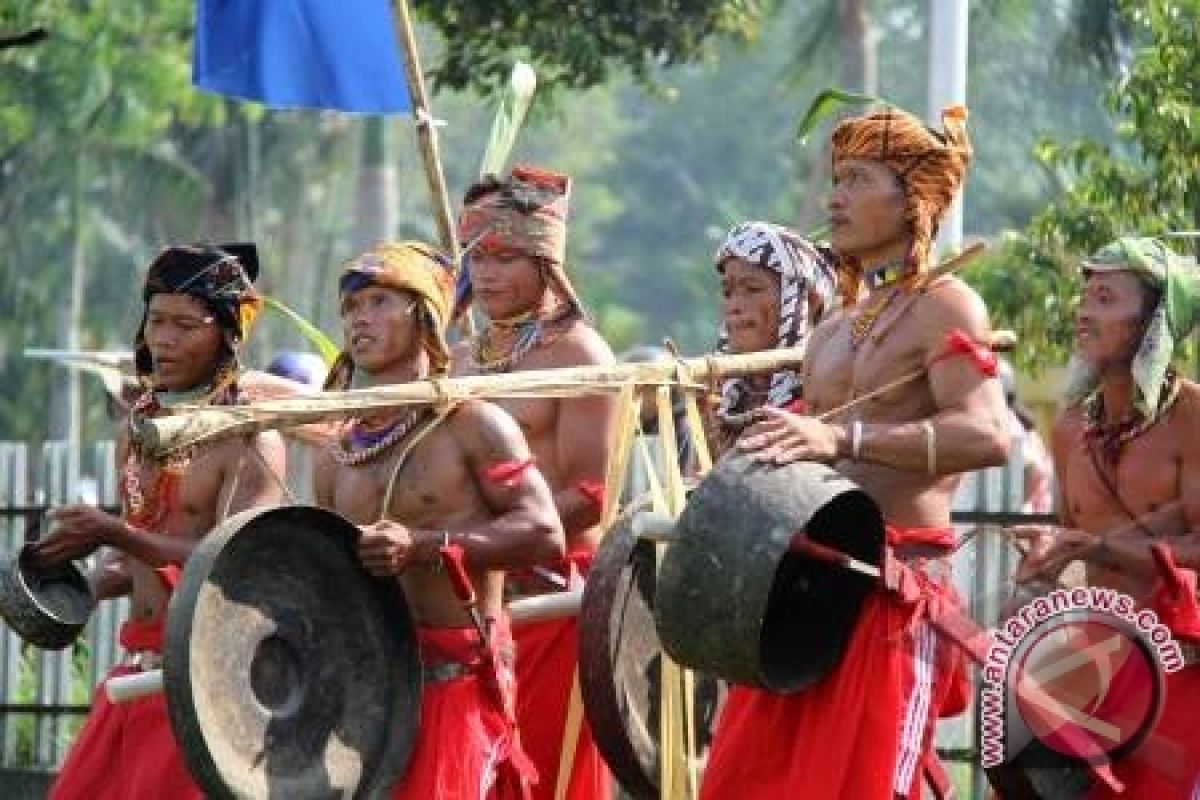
[194,0,411,113]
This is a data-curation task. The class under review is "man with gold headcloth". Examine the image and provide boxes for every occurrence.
[1013,237,1200,798]
[701,107,1010,799]
[453,166,616,800]
[33,244,287,800]
[313,241,563,798]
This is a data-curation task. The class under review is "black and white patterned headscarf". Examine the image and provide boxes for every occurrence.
[715,221,837,418]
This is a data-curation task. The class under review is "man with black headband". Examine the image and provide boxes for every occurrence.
[35,243,286,800]
[453,165,616,800]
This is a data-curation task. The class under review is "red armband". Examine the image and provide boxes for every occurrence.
[781,398,808,415]
[575,479,607,511]
[481,458,537,488]
[155,564,182,594]
[927,328,997,377]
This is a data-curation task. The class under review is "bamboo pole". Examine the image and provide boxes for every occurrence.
[390,0,459,261]
[135,348,807,457]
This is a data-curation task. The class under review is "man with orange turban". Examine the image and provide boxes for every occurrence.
[37,244,287,799]
[454,166,616,800]
[701,107,1010,799]
[313,241,564,798]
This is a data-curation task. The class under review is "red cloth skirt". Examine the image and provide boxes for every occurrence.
[49,619,202,800]
[513,550,612,800]
[699,525,964,800]
[392,622,533,800]
[1086,563,1200,800]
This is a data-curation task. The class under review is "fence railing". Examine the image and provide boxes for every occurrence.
[0,438,1045,798]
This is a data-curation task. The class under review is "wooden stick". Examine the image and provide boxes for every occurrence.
[135,348,806,457]
[391,0,459,261]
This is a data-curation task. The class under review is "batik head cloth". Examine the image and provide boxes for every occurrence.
[715,221,837,415]
[134,243,262,379]
[325,241,456,390]
[830,105,972,298]
[1065,236,1200,420]
[456,164,581,319]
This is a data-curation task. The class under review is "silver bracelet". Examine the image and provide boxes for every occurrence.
[922,420,937,475]
[851,420,864,461]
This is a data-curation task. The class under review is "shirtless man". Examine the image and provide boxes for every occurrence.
[1014,237,1200,798]
[313,241,563,798]
[453,165,616,800]
[700,106,1010,800]
[33,244,286,800]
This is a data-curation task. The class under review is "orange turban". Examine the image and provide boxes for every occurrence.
[325,241,455,389]
[830,105,972,294]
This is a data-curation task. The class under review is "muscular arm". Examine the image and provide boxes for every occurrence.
[108,432,287,566]
[550,336,617,538]
[411,401,564,569]
[846,281,1010,473]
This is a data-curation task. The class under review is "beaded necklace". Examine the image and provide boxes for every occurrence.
[1083,368,1180,467]
[331,410,426,466]
[470,306,575,374]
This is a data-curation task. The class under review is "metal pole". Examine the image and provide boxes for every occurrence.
[927,0,969,253]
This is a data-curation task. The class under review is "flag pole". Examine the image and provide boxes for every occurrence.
[390,0,459,262]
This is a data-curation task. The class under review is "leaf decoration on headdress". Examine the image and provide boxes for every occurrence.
[263,296,340,366]
[795,87,885,146]
[478,61,538,180]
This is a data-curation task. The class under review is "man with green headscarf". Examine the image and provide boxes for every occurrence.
[1016,236,1200,797]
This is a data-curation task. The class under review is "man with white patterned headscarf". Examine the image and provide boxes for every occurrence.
[712,221,837,446]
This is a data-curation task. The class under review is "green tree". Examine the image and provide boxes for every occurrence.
[971,0,1199,371]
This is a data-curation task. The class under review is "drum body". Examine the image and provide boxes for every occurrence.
[164,505,420,800]
[0,545,94,650]
[656,453,885,691]
[580,495,723,799]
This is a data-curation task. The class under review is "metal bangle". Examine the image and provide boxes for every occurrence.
[851,420,864,461]
[922,420,937,476]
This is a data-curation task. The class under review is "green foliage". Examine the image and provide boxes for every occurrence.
[416,1,770,95]
[975,0,1200,372]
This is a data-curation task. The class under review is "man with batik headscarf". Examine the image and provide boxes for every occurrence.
[703,107,1010,799]
[710,220,838,451]
[312,241,563,799]
[453,166,616,800]
[35,244,287,800]
[1014,237,1200,798]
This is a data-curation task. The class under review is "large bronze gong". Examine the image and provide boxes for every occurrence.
[579,495,723,800]
[164,505,420,799]
[656,453,885,691]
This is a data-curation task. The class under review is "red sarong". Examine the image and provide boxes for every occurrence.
[49,619,202,800]
[392,622,532,799]
[1086,548,1200,799]
[513,550,612,800]
[699,525,964,800]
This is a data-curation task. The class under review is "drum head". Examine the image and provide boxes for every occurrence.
[580,496,724,800]
[165,505,420,799]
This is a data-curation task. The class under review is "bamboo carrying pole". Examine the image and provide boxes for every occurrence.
[134,347,807,458]
[390,0,459,261]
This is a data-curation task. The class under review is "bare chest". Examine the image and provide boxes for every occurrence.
[806,316,929,421]
[1061,425,1184,531]
[330,433,477,527]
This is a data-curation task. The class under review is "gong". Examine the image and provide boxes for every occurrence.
[579,495,724,800]
[164,505,420,799]
[656,452,885,691]
[0,544,95,650]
